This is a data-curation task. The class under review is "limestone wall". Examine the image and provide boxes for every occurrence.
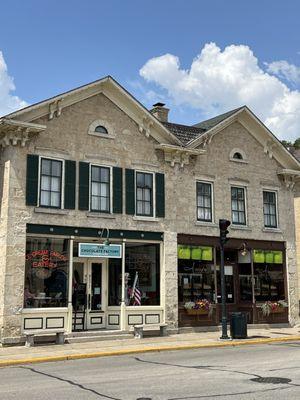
[0,92,299,339]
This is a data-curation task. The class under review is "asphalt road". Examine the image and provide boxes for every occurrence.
[0,342,300,399]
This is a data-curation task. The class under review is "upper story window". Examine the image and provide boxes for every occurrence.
[136,171,153,216]
[231,186,246,225]
[94,125,108,134]
[90,165,111,213]
[263,191,277,228]
[196,181,213,222]
[40,158,62,208]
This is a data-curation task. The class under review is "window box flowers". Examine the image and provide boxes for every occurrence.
[184,299,213,316]
[260,300,288,317]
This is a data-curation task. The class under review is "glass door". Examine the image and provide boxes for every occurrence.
[86,261,106,330]
[72,260,106,331]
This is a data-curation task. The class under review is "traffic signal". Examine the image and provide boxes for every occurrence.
[219,219,231,245]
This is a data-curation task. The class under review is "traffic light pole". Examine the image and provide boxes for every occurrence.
[220,240,229,339]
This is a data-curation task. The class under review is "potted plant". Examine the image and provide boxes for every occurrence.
[260,300,288,317]
[184,299,213,316]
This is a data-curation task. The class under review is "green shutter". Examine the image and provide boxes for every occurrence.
[64,160,76,209]
[113,167,123,213]
[125,168,135,215]
[79,162,90,210]
[155,172,165,218]
[26,154,39,206]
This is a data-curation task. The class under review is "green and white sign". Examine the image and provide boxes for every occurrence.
[78,243,122,258]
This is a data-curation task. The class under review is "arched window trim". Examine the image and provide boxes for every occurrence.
[88,119,115,139]
[229,148,248,164]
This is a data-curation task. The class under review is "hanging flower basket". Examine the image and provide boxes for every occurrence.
[184,300,212,316]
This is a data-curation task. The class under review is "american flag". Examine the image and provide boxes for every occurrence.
[131,272,142,306]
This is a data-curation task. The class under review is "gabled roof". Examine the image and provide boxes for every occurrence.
[193,106,244,131]
[0,75,183,147]
[162,121,205,145]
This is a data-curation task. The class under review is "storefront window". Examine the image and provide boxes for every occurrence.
[178,260,215,304]
[24,237,69,308]
[108,243,160,306]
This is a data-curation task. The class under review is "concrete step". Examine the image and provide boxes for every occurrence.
[66,333,133,343]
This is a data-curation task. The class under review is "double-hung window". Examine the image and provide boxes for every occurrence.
[40,158,62,208]
[197,182,212,222]
[91,165,110,212]
[136,172,153,216]
[263,191,277,228]
[231,186,246,225]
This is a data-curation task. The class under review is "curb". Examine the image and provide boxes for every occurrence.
[0,335,300,368]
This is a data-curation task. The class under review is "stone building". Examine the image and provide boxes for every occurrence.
[0,76,299,344]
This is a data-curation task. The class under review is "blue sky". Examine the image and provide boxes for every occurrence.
[1,0,300,140]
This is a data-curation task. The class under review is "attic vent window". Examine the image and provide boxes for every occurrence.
[88,119,115,139]
[233,152,243,160]
[229,148,248,164]
[95,125,108,134]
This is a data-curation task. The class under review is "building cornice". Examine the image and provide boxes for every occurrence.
[155,144,205,167]
[0,118,46,149]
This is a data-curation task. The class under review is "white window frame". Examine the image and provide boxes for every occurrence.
[262,189,279,229]
[196,180,214,223]
[231,185,247,226]
[135,170,155,217]
[89,163,113,214]
[37,156,65,209]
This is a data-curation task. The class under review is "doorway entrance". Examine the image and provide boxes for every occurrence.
[72,259,107,331]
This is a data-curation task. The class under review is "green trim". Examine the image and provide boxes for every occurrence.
[64,160,76,209]
[113,167,123,213]
[26,154,39,206]
[155,172,165,218]
[79,162,90,210]
[26,223,163,241]
[125,168,135,215]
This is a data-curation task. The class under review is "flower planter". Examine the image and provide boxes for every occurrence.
[269,307,285,314]
[185,308,209,316]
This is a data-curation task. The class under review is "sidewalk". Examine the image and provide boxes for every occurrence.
[1,326,300,368]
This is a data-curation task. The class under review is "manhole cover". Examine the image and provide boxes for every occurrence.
[136,398,152,400]
[251,377,291,384]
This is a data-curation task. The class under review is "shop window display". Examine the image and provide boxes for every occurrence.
[108,243,160,306]
[24,237,69,308]
[178,246,215,305]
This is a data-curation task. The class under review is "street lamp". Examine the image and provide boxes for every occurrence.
[219,219,231,340]
[100,228,110,246]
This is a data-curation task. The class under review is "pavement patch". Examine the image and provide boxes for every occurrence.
[251,377,292,384]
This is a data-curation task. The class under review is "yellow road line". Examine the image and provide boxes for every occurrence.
[0,335,299,368]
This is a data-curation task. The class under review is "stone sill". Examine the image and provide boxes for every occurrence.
[230,225,252,231]
[86,212,116,219]
[195,221,218,228]
[34,207,69,216]
[262,228,282,234]
[133,216,160,223]
[88,132,115,140]
[229,158,249,164]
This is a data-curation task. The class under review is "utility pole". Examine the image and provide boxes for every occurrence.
[219,219,231,340]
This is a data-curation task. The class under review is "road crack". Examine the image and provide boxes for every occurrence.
[19,366,122,400]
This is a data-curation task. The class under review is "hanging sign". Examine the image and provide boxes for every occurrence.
[78,243,122,258]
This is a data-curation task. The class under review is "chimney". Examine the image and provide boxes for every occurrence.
[150,102,169,123]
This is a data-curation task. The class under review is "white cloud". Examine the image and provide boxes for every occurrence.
[140,43,300,141]
[0,51,27,117]
[266,60,300,85]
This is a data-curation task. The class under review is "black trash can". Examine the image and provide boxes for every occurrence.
[230,312,247,339]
